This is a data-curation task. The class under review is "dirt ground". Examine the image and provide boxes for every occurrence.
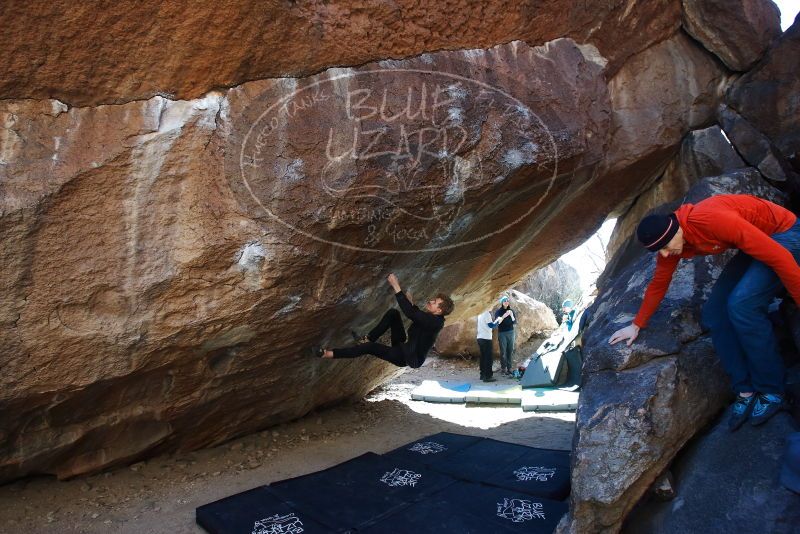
[0,356,576,533]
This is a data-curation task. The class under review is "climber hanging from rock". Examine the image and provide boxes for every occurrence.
[609,194,800,430]
[313,273,454,368]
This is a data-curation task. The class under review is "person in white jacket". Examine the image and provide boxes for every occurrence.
[476,309,496,382]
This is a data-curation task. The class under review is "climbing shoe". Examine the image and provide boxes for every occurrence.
[750,393,785,426]
[310,346,324,358]
[728,394,756,432]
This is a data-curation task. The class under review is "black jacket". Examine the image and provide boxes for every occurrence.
[494,306,516,332]
[395,291,445,366]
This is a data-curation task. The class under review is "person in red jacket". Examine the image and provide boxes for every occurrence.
[609,194,800,430]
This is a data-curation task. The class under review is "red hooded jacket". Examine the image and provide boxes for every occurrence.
[634,194,798,328]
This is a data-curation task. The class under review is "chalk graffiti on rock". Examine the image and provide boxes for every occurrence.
[238,68,558,253]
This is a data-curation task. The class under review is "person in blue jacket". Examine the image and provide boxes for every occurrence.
[561,299,576,331]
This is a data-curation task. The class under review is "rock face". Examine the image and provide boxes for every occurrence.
[513,259,582,319]
[682,0,781,71]
[0,3,752,483]
[599,31,727,178]
[454,29,728,322]
[718,105,797,184]
[624,413,800,533]
[558,171,787,534]
[0,0,684,106]
[722,14,800,188]
[435,290,557,358]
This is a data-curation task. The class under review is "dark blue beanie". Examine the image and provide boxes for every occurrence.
[637,213,678,252]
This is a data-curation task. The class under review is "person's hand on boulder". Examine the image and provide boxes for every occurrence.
[387,273,401,293]
[609,324,640,346]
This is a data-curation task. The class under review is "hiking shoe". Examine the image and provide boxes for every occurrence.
[728,394,756,432]
[750,393,785,426]
[482,377,497,383]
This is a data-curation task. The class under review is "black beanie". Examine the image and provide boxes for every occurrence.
[637,213,679,252]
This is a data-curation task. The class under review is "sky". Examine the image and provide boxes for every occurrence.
[559,218,617,295]
[774,0,799,30]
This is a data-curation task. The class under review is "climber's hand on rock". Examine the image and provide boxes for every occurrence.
[609,324,640,346]
[387,273,401,292]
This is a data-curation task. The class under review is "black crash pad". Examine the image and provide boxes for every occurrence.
[423,438,571,500]
[362,480,568,534]
[197,434,571,534]
[482,446,571,500]
[382,432,484,467]
[196,485,330,534]
[268,452,456,531]
[427,437,531,482]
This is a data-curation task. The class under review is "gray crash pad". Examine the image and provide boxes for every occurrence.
[521,388,579,412]
[521,309,584,388]
[411,380,472,403]
[464,384,523,404]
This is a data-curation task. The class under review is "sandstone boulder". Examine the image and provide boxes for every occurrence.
[0,37,610,482]
[558,170,786,534]
[0,0,683,106]
[600,31,728,177]
[722,14,800,187]
[0,6,731,482]
[682,0,781,71]
[718,104,796,184]
[455,29,728,322]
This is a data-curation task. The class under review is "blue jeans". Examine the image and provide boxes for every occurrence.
[701,221,800,394]
[498,330,516,372]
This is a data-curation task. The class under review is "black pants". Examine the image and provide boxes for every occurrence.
[477,338,493,379]
[333,309,416,367]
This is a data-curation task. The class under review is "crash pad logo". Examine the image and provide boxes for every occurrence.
[380,468,421,487]
[252,512,304,534]
[408,441,447,455]
[513,466,557,482]
[496,498,546,522]
[239,67,557,253]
